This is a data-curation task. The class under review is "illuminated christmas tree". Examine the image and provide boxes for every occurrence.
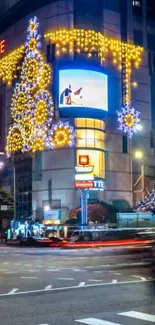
[6,16,74,156]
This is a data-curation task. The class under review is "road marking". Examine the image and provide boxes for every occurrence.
[5,271,18,274]
[45,285,53,290]
[88,279,102,282]
[28,270,40,273]
[46,269,60,272]
[0,279,152,298]
[21,277,38,279]
[119,311,155,322]
[78,282,86,287]
[131,275,147,281]
[58,278,74,281]
[112,273,122,276]
[76,318,120,325]
[8,288,18,295]
[112,280,118,284]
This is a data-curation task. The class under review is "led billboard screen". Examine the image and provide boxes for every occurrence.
[59,69,108,111]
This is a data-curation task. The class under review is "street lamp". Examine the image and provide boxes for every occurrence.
[44,205,50,212]
[136,123,143,132]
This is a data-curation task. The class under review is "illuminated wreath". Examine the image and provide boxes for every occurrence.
[11,84,32,121]
[6,124,26,157]
[38,63,52,89]
[30,128,47,152]
[21,115,34,140]
[47,121,75,149]
[117,105,140,137]
[27,16,39,35]
[33,90,54,127]
[21,52,43,90]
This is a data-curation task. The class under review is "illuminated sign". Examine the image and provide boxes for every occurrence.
[75,174,94,181]
[0,40,6,54]
[75,166,94,173]
[59,69,108,111]
[90,180,105,191]
[79,155,89,165]
[75,181,94,189]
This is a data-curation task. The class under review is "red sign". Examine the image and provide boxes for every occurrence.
[75,181,94,189]
[79,155,89,166]
[0,40,5,54]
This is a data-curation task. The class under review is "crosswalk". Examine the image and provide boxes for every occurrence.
[75,310,155,325]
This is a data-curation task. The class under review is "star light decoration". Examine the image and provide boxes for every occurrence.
[6,16,75,157]
[47,121,75,149]
[117,105,140,137]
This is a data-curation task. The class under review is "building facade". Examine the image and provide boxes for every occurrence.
[0,0,155,221]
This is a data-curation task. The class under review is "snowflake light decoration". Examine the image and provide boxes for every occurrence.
[47,121,75,149]
[117,105,140,137]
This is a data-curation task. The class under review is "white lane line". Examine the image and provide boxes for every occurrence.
[14,263,21,265]
[28,270,40,273]
[88,279,102,282]
[76,318,120,325]
[45,285,53,290]
[2,262,9,265]
[119,311,155,322]
[94,271,103,274]
[112,280,118,284]
[5,271,18,274]
[58,278,74,281]
[8,288,18,295]
[21,277,38,279]
[46,269,60,272]
[112,273,122,276]
[25,264,32,267]
[0,279,152,297]
[78,282,86,287]
[131,275,147,281]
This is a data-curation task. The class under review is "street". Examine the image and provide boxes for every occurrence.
[0,246,155,325]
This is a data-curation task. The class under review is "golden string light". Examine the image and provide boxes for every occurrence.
[0,45,24,85]
[32,137,45,152]
[34,99,48,125]
[45,29,144,105]
[38,63,52,89]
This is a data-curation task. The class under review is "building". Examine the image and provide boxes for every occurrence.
[0,0,155,222]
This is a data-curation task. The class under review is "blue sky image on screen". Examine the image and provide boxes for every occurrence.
[59,69,108,111]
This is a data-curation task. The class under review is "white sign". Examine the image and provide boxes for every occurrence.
[75,174,94,181]
[75,166,94,173]
[90,180,105,191]
[1,205,7,211]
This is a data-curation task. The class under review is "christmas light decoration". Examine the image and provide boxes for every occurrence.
[45,29,144,137]
[6,124,25,156]
[117,105,140,137]
[6,16,55,155]
[136,188,155,212]
[11,84,32,121]
[33,90,54,127]
[0,45,24,85]
[47,121,75,149]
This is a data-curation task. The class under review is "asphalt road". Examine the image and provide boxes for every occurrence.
[0,245,154,325]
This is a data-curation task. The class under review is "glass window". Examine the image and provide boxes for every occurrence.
[86,129,95,147]
[77,149,105,178]
[95,130,105,149]
[76,129,86,147]
[86,118,94,128]
[75,118,86,127]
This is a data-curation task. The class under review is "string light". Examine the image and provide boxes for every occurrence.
[0,46,24,85]
[6,124,25,157]
[117,105,140,137]
[11,84,32,121]
[45,29,143,131]
[6,16,56,155]
[33,90,54,127]
[47,121,75,149]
